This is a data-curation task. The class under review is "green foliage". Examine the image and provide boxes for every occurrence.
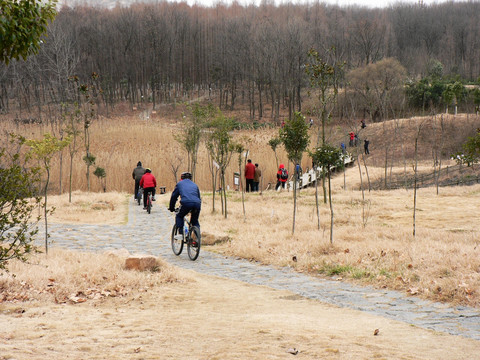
[0,149,42,270]
[205,112,237,172]
[0,0,57,64]
[93,166,106,178]
[309,143,344,173]
[176,103,215,178]
[425,59,443,79]
[305,47,345,145]
[406,73,467,111]
[268,137,282,152]
[25,133,71,169]
[453,130,480,166]
[279,112,310,164]
[205,109,237,218]
[83,153,96,167]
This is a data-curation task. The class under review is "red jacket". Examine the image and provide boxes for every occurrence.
[277,164,288,183]
[139,172,157,188]
[245,162,255,180]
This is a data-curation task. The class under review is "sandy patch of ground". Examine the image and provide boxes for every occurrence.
[1,269,478,360]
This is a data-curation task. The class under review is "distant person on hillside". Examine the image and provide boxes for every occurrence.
[295,163,302,181]
[341,142,346,154]
[349,131,355,147]
[253,163,262,192]
[245,159,256,192]
[276,164,288,190]
[364,139,370,155]
[361,119,366,129]
[132,161,145,201]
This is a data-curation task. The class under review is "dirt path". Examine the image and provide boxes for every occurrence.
[1,271,479,359]
[1,199,478,359]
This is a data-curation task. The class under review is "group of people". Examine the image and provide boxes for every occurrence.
[244,159,262,192]
[132,162,201,235]
[132,161,157,209]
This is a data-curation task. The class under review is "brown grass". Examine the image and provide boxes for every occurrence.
[194,168,480,308]
[0,249,183,304]
[2,180,480,358]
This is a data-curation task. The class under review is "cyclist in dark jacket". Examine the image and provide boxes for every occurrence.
[132,161,145,201]
[168,172,201,233]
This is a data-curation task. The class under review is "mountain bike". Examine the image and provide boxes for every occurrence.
[171,208,201,261]
[145,190,152,214]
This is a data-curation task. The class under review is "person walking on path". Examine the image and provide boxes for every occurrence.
[364,139,370,155]
[132,161,145,201]
[168,172,201,233]
[139,168,157,209]
[245,159,255,192]
[349,132,355,147]
[276,164,288,190]
[253,163,261,192]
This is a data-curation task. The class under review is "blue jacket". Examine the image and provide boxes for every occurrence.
[169,179,201,209]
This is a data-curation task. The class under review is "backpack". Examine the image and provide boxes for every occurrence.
[281,168,288,180]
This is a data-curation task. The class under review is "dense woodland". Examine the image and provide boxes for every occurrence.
[1,0,480,122]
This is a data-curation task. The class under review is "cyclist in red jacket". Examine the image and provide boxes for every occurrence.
[139,168,157,210]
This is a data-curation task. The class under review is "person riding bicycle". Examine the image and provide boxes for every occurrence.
[139,168,157,210]
[132,161,145,201]
[168,171,201,235]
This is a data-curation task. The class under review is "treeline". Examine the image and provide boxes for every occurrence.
[1,0,479,121]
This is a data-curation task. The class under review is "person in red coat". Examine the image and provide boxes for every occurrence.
[139,168,157,209]
[244,159,256,192]
[276,164,288,190]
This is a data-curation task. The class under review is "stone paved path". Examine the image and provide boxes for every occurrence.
[38,199,480,341]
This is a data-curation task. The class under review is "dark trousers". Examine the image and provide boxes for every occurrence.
[143,187,156,207]
[253,181,259,192]
[275,180,286,190]
[134,179,141,199]
[246,178,254,192]
[176,203,201,232]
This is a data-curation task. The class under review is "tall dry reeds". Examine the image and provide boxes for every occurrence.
[3,113,479,197]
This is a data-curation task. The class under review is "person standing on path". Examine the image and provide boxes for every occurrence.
[253,163,261,192]
[132,161,145,201]
[276,164,288,190]
[245,159,255,192]
[364,139,370,155]
[349,131,355,147]
[139,168,157,209]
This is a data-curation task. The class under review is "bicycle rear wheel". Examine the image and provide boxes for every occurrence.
[171,225,184,256]
[187,226,201,261]
[147,195,152,214]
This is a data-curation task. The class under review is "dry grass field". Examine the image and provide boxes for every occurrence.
[1,183,480,359]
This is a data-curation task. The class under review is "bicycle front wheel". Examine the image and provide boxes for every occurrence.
[147,196,152,214]
[171,225,184,256]
[187,226,201,261]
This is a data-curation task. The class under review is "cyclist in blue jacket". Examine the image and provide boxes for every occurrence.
[168,172,201,234]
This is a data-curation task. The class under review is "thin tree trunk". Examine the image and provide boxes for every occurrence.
[292,176,297,234]
[44,167,50,255]
[328,170,334,244]
[357,154,366,227]
[413,125,420,238]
